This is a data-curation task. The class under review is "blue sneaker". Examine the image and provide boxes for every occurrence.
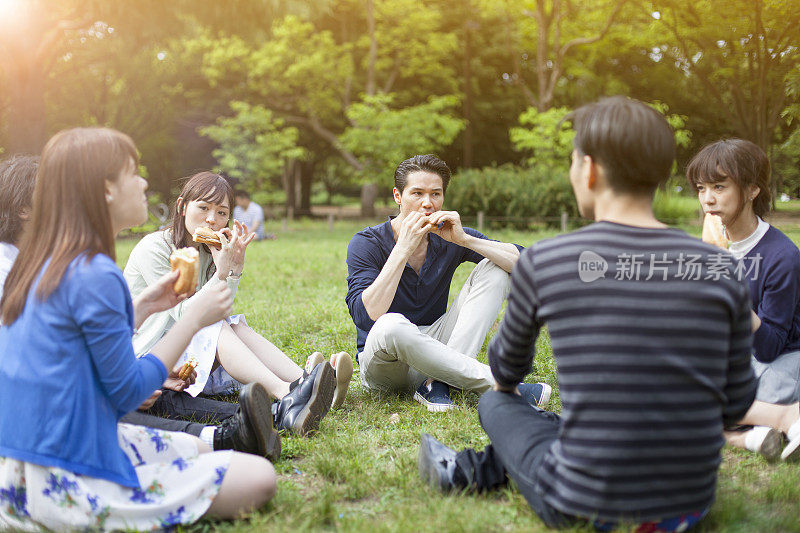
[518,382,552,408]
[414,380,454,412]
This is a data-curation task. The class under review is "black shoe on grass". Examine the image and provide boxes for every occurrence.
[274,362,335,436]
[214,383,281,461]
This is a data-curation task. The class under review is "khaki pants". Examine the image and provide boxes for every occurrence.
[359,259,510,394]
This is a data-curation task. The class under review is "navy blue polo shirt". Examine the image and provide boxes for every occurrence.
[345,218,504,356]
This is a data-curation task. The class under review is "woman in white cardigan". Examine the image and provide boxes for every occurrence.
[124,172,352,436]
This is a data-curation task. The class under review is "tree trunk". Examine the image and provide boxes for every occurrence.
[5,61,47,154]
[360,183,379,218]
[366,0,377,97]
[462,19,475,168]
[296,160,313,216]
[283,160,297,214]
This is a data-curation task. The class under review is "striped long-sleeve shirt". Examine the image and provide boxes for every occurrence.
[488,222,756,523]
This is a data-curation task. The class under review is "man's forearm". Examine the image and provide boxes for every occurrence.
[463,235,520,273]
[360,247,409,320]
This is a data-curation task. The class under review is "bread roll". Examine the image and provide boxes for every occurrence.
[169,247,199,295]
[178,357,198,381]
[193,227,221,249]
[701,213,729,250]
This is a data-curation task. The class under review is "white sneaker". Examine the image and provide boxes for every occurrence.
[744,426,782,462]
[781,416,800,462]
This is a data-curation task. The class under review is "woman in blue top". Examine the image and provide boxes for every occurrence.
[688,138,800,461]
[0,128,276,530]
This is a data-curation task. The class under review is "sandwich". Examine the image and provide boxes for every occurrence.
[701,213,729,250]
[193,226,222,249]
[169,247,199,295]
[178,356,199,381]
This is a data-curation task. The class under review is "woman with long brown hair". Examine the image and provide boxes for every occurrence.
[0,128,276,530]
[123,172,352,436]
[688,138,800,461]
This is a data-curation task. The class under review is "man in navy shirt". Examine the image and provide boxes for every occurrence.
[345,154,550,411]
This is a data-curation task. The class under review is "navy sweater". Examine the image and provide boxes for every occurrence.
[345,219,488,355]
[743,226,800,363]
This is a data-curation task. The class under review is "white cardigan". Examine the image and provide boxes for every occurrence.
[123,229,240,356]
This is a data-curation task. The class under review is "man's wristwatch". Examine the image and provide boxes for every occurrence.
[227,269,243,279]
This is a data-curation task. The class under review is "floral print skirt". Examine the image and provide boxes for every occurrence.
[0,423,232,531]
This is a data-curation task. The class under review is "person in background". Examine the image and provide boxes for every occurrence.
[0,127,275,530]
[0,154,37,306]
[688,139,800,461]
[0,154,279,461]
[233,190,271,240]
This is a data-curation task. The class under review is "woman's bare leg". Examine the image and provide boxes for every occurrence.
[738,401,799,433]
[193,436,212,454]
[230,322,303,383]
[205,452,276,519]
[724,401,800,455]
[216,323,291,399]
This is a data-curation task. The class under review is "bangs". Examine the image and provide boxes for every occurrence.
[686,142,738,190]
[181,172,233,208]
[198,186,230,207]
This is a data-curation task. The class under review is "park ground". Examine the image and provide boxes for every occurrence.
[115,208,800,533]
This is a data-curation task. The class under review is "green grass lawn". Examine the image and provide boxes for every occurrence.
[115,219,800,533]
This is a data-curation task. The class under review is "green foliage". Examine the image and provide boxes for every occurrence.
[199,101,306,189]
[653,187,700,223]
[4,0,800,212]
[511,101,691,174]
[776,66,800,196]
[509,107,574,169]
[649,101,691,149]
[340,93,465,179]
[446,164,578,227]
[653,0,800,151]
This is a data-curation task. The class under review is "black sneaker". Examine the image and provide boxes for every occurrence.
[274,362,335,436]
[418,433,460,492]
[214,383,281,461]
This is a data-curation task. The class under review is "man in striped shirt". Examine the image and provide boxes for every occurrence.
[418,97,756,530]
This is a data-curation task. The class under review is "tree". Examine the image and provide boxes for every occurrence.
[199,101,306,201]
[0,0,94,153]
[339,93,465,178]
[510,101,690,171]
[653,0,800,152]
[195,3,463,216]
[484,0,632,112]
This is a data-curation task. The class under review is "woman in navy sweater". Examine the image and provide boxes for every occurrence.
[688,139,800,461]
[0,128,276,530]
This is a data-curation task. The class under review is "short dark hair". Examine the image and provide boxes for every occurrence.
[686,139,771,220]
[568,96,676,195]
[0,154,39,244]
[235,189,250,199]
[394,154,451,193]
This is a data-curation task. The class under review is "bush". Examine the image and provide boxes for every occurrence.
[447,164,578,228]
[653,187,700,223]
